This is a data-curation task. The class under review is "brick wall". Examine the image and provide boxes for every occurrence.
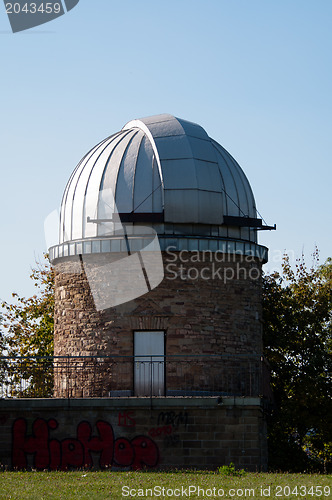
[0,397,267,471]
[53,251,263,398]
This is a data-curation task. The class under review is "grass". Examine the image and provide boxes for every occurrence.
[0,471,331,499]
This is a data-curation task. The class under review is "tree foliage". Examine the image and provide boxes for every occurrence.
[1,249,331,472]
[0,254,54,397]
[263,251,332,472]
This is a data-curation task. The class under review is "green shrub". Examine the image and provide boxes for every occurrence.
[217,462,246,476]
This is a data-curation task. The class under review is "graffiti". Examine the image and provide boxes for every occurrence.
[151,413,189,449]
[154,412,189,449]
[148,425,181,447]
[118,411,136,427]
[148,425,172,438]
[157,411,188,429]
[12,418,158,471]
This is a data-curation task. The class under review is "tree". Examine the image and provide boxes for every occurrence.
[0,254,54,397]
[263,250,332,472]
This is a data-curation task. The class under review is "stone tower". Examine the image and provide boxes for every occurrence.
[49,114,270,399]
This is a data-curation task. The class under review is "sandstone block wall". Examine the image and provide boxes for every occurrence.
[53,252,263,398]
[0,397,267,471]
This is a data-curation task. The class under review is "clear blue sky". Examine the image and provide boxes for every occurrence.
[0,0,331,302]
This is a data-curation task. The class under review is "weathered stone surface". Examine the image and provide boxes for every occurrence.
[0,397,267,471]
[53,251,263,398]
[49,250,268,470]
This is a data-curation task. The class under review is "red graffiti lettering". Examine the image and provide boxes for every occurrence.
[12,418,49,469]
[148,425,172,438]
[12,418,159,471]
[118,411,136,427]
[49,439,61,470]
[114,437,134,466]
[131,436,159,470]
[77,420,114,468]
[61,438,84,469]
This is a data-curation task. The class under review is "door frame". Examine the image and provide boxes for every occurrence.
[133,330,166,396]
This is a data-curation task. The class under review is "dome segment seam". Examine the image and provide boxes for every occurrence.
[122,120,165,210]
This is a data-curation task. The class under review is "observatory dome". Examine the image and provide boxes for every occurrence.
[50,114,268,262]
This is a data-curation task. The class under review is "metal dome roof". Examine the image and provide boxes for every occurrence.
[49,114,269,263]
[59,114,257,243]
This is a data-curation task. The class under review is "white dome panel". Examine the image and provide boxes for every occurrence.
[57,114,258,245]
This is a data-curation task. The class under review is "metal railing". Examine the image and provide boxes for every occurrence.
[0,354,269,399]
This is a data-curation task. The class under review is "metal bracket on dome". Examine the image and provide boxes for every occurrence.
[87,217,113,224]
[87,212,165,224]
[256,223,277,231]
[223,216,276,231]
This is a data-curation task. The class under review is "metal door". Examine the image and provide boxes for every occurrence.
[134,331,165,396]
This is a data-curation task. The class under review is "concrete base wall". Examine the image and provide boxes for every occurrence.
[0,397,267,471]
